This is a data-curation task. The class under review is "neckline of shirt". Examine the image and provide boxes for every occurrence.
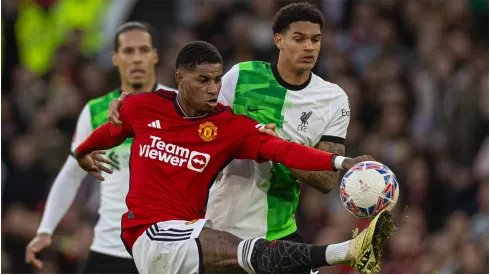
[271,62,312,91]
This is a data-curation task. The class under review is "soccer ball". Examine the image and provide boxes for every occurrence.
[340,161,399,219]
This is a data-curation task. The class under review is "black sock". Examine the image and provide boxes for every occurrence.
[241,238,328,274]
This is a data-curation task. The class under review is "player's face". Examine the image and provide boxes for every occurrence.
[275,21,322,72]
[177,63,223,113]
[113,30,158,89]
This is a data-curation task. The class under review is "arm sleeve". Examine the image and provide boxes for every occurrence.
[233,116,335,171]
[71,104,93,150]
[75,99,135,156]
[37,105,92,234]
[218,64,239,106]
[321,96,350,144]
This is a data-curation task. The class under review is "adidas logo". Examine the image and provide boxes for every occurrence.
[148,120,161,129]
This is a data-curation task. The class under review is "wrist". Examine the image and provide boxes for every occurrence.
[332,155,348,170]
[37,232,52,238]
[70,149,84,160]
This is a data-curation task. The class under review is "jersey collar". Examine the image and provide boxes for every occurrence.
[271,62,312,91]
[173,94,211,120]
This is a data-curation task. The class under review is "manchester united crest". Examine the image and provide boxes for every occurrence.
[198,121,218,142]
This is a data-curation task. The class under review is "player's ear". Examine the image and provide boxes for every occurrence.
[112,51,119,66]
[175,71,184,88]
[152,48,159,65]
[274,33,283,50]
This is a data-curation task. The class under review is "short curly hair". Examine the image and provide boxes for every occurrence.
[114,22,156,51]
[272,3,324,34]
[175,41,223,70]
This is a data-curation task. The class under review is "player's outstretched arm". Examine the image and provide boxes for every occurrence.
[73,122,131,180]
[26,154,109,269]
[26,155,86,270]
[235,122,372,171]
[257,123,344,193]
[27,105,113,269]
[255,136,372,171]
[75,97,137,179]
[288,141,345,194]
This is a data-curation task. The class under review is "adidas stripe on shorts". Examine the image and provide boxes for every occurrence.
[132,219,211,274]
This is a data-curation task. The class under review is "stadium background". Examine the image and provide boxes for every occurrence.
[1,0,488,273]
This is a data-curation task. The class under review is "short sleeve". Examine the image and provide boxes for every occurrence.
[321,98,350,144]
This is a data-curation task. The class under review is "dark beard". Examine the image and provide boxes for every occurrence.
[131,82,143,90]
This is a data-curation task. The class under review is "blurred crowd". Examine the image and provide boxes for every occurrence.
[1,0,488,273]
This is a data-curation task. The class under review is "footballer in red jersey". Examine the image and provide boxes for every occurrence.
[72,41,393,274]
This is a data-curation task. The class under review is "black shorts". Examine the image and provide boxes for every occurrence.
[81,251,139,274]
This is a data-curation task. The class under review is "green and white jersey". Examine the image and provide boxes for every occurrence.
[37,83,174,258]
[205,61,349,240]
[82,89,134,257]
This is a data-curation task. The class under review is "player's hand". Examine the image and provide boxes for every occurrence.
[89,150,114,173]
[258,123,278,137]
[76,150,113,181]
[108,92,128,126]
[25,233,52,269]
[341,155,375,170]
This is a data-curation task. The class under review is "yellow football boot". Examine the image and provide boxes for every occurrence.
[347,210,394,274]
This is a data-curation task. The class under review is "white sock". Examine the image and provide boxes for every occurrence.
[325,241,350,265]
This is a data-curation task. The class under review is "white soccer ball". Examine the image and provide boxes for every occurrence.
[340,161,399,219]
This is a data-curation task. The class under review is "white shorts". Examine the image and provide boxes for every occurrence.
[132,219,212,274]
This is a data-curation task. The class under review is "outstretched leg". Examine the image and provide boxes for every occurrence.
[198,210,394,274]
[198,227,329,274]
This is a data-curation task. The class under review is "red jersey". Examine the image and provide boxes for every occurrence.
[76,90,336,250]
